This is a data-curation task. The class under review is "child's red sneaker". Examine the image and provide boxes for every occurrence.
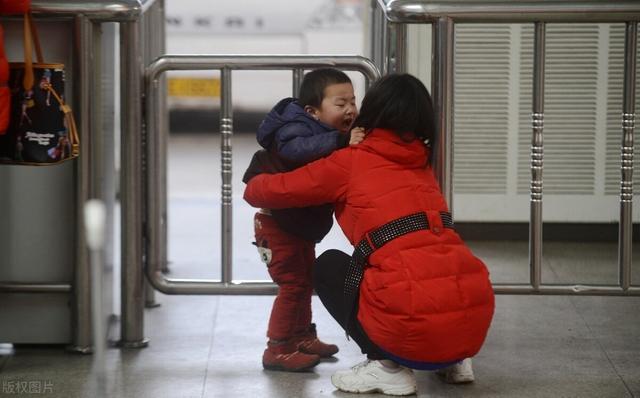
[262,340,320,372]
[293,323,339,358]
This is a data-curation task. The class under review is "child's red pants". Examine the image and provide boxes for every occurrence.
[254,212,315,341]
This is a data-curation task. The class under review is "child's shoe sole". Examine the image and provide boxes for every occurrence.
[262,357,320,372]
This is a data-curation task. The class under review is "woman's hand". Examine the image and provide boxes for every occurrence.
[349,127,366,145]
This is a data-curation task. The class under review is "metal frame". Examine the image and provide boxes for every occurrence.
[376,0,640,23]
[529,21,545,291]
[0,0,160,350]
[31,0,158,22]
[372,0,640,296]
[144,55,381,297]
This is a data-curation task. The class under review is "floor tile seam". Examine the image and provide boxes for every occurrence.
[543,251,563,284]
[200,297,220,398]
[568,295,635,397]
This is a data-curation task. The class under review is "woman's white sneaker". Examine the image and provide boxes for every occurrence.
[436,358,475,384]
[331,359,417,396]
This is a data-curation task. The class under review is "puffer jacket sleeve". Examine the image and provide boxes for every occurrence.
[244,148,351,209]
[276,122,345,164]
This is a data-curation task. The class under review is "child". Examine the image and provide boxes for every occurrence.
[244,74,495,394]
[243,68,364,372]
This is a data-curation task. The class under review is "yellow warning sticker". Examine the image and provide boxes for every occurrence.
[167,78,220,97]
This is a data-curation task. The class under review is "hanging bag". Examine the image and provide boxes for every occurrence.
[0,12,79,165]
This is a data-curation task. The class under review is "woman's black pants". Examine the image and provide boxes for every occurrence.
[313,249,385,359]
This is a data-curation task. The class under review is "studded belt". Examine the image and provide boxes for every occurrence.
[343,211,454,334]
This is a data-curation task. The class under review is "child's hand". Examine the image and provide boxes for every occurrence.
[349,127,365,145]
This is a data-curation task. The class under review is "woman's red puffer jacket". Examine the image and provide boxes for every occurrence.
[244,128,495,363]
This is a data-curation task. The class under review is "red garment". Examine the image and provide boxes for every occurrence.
[245,128,495,363]
[0,1,29,14]
[0,1,30,134]
[0,24,8,134]
[254,213,316,341]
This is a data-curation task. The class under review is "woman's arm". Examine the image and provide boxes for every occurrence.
[244,149,350,209]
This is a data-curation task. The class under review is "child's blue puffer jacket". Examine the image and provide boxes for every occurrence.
[257,97,347,167]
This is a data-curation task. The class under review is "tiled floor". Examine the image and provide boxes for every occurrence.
[1,133,639,397]
[2,293,639,397]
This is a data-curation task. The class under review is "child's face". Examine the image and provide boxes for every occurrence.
[308,83,357,133]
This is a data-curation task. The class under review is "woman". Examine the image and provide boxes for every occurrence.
[244,73,495,396]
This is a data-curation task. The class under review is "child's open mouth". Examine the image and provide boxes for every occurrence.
[343,117,354,130]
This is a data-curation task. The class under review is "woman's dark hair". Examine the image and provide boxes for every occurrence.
[298,68,352,108]
[353,73,435,143]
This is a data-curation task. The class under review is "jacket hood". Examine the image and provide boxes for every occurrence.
[359,128,430,169]
[257,98,322,149]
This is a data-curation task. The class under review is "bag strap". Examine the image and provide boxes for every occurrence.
[45,85,80,157]
[22,11,44,91]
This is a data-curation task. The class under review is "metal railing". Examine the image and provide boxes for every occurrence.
[371,0,640,296]
[0,0,160,351]
[144,55,380,296]
[31,0,157,21]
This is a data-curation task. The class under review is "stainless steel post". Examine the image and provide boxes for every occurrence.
[370,0,384,74]
[431,17,455,207]
[120,20,148,348]
[145,17,163,301]
[158,0,169,276]
[293,68,304,97]
[389,23,407,73]
[143,0,164,308]
[69,14,94,354]
[220,67,233,284]
[143,0,168,309]
[141,2,155,308]
[619,22,636,291]
[380,7,390,75]
[530,22,546,290]
[85,200,107,398]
